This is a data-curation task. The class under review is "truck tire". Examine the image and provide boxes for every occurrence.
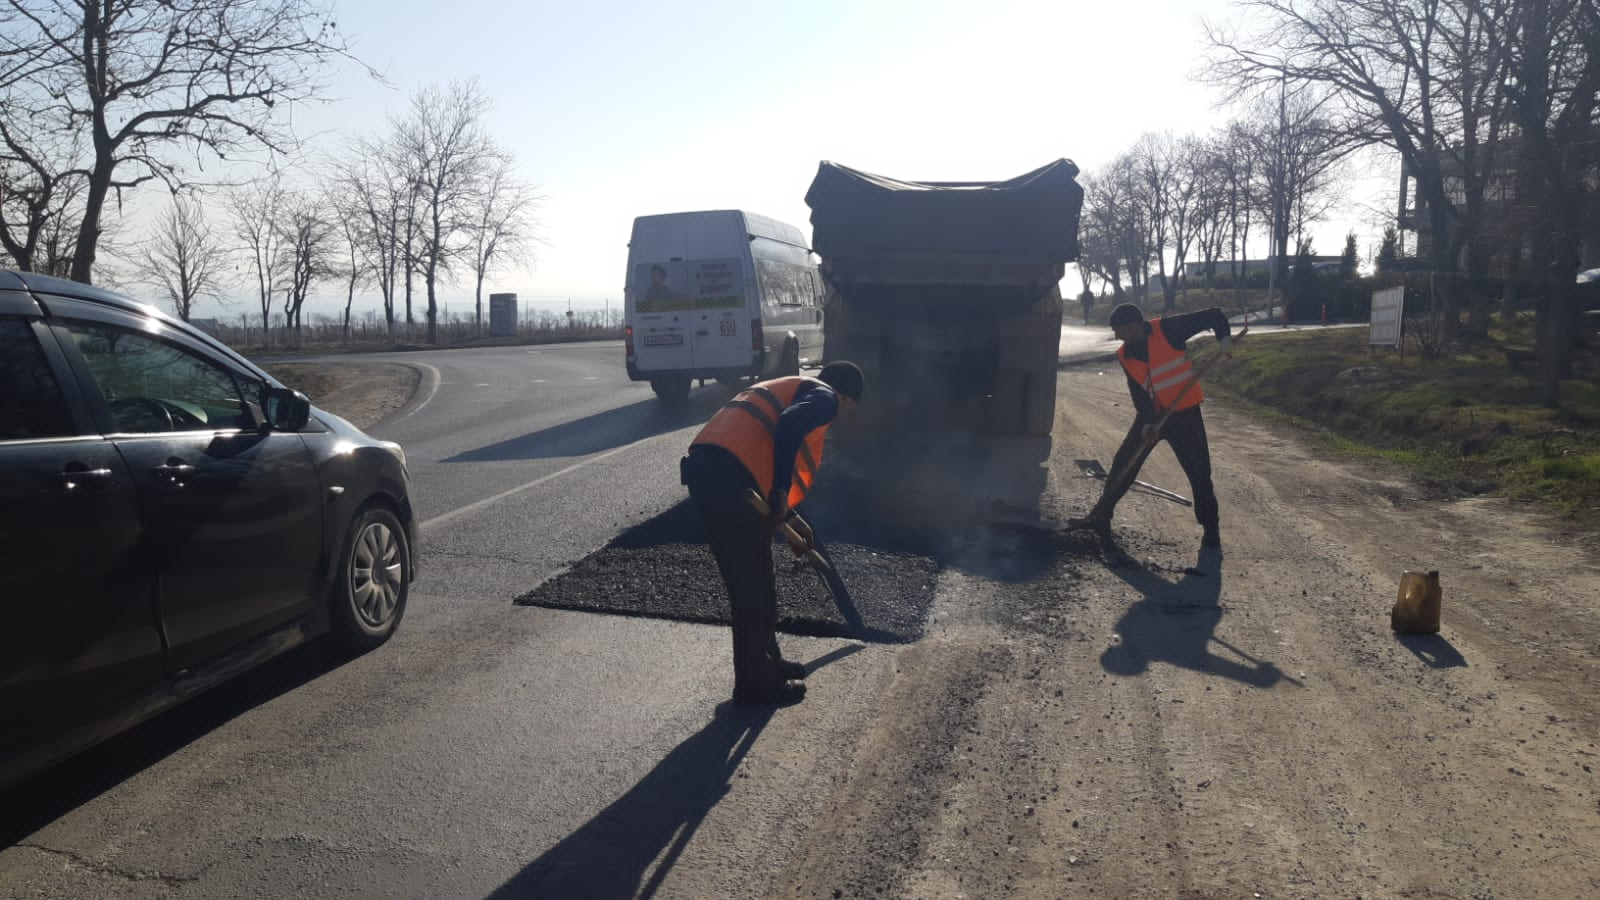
[651,377,691,404]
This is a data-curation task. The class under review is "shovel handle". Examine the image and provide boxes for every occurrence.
[745,489,829,569]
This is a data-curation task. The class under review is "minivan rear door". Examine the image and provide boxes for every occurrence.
[683,257,749,373]
[630,259,694,374]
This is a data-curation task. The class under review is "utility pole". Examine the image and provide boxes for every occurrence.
[1265,68,1287,323]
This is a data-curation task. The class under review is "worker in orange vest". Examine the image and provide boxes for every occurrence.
[680,361,865,706]
[1079,303,1232,548]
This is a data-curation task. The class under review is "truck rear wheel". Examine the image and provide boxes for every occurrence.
[651,377,691,404]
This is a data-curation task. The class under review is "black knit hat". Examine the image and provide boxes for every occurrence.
[818,360,864,402]
[1108,303,1144,327]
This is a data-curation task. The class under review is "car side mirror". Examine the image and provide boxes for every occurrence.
[261,386,311,432]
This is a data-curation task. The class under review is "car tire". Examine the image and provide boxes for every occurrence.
[331,505,410,651]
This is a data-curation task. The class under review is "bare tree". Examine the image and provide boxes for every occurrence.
[0,0,357,284]
[229,172,289,340]
[1096,153,1156,302]
[278,193,335,346]
[1131,133,1208,312]
[325,184,371,342]
[122,193,227,322]
[1207,0,1511,334]
[464,154,541,333]
[1076,173,1129,300]
[1189,135,1234,290]
[0,114,87,274]
[1495,0,1599,400]
[393,81,497,343]
[336,144,408,334]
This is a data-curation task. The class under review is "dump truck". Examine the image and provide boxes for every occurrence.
[804,159,1083,438]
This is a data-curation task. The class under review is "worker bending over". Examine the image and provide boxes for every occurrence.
[680,362,864,706]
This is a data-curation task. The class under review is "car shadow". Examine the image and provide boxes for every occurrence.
[0,640,349,848]
[487,702,774,900]
[1100,547,1299,689]
[1396,633,1468,668]
[443,390,728,462]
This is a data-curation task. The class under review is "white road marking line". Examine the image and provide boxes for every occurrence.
[420,443,638,532]
[401,364,443,418]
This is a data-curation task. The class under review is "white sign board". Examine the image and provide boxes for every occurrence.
[1370,286,1404,347]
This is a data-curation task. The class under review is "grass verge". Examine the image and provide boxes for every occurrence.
[1195,322,1600,529]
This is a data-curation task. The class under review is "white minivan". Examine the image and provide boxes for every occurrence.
[624,210,825,402]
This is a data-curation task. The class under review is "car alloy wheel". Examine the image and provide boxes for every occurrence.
[334,506,409,650]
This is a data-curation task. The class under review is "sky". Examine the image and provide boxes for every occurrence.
[171,0,1400,322]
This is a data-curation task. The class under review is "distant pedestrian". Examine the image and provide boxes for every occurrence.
[1075,303,1231,547]
[680,362,865,706]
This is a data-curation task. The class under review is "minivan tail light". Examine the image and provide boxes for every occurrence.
[751,319,763,353]
[624,324,634,356]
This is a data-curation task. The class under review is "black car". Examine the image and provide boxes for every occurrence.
[0,271,416,791]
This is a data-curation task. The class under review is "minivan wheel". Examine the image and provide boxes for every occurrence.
[332,506,410,651]
[651,377,691,404]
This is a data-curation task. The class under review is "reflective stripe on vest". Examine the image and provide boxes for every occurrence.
[1117,319,1203,414]
[690,376,830,507]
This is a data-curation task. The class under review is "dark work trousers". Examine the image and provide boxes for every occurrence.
[1097,405,1219,533]
[681,447,784,695]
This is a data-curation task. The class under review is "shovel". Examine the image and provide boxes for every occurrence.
[1074,458,1192,507]
[745,489,867,635]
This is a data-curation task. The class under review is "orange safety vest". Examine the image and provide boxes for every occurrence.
[1117,319,1203,415]
[691,376,830,508]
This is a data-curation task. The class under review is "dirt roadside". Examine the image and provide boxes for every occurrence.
[764,363,1600,899]
[260,361,420,431]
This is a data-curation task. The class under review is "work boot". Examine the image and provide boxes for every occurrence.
[733,681,806,707]
[776,658,808,681]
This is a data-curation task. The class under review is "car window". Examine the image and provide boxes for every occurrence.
[0,319,75,440]
[65,322,253,434]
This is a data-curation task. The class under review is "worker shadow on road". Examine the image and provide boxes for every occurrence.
[488,703,776,900]
[1100,548,1295,689]
[443,390,727,462]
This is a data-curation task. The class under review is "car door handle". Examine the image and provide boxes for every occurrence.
[60,464,114,492]
[152,460,197,483]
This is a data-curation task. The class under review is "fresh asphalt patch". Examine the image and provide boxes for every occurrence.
[516,500,940,643]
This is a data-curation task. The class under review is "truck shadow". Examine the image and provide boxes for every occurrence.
[487,702,773,900]
[1100,548,1296,689]
[442,390,727,462]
